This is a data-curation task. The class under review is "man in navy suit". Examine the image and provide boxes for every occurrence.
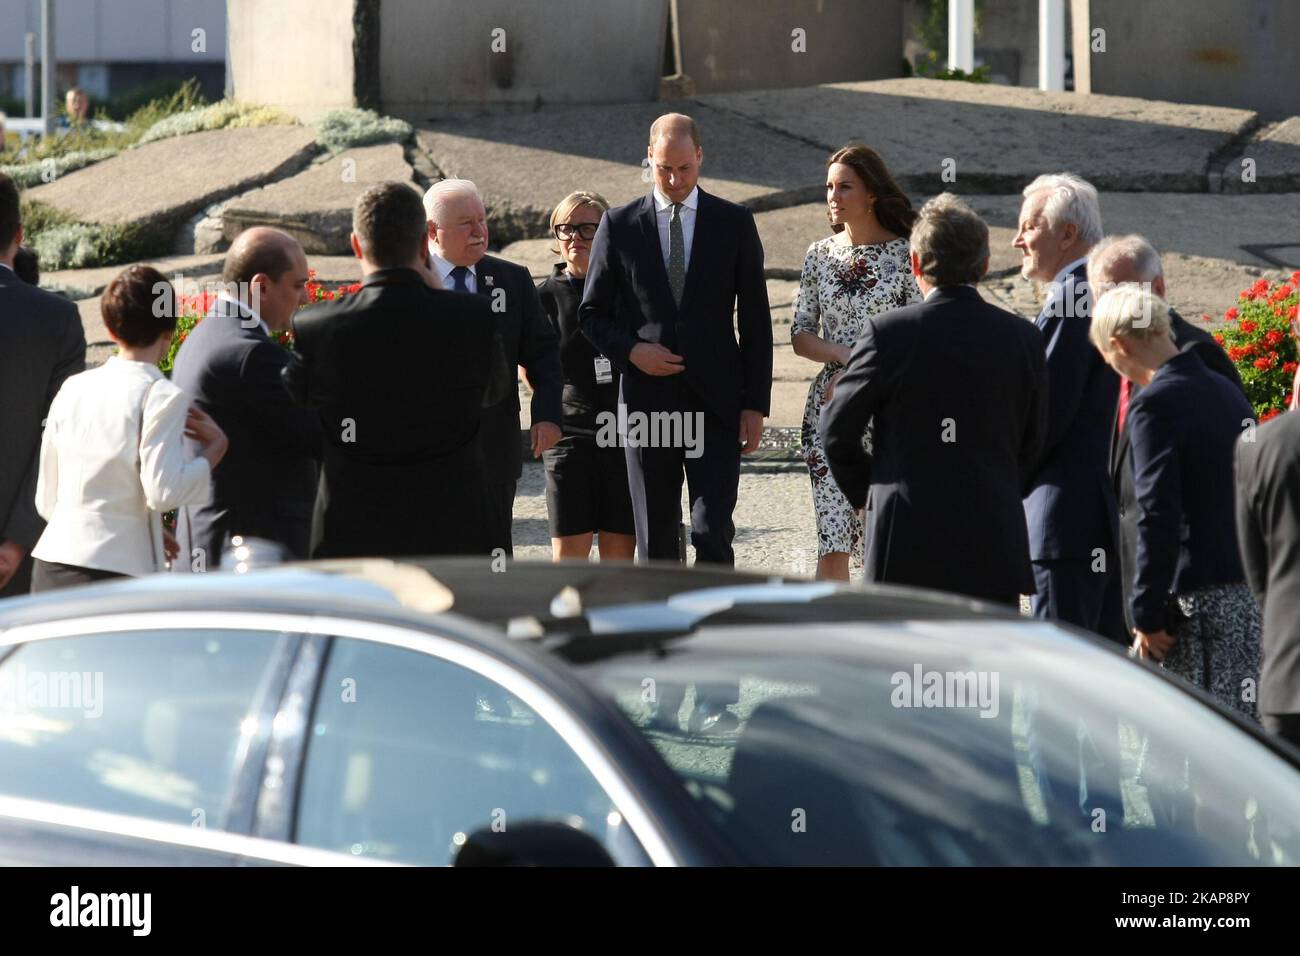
[1087,234,1245,646]
[1015,173,1120,636]
[822,193,1048,606]
[172,227,323,568]
[580,112,772,568]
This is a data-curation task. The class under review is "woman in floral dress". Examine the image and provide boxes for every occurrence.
[791,145,921,580]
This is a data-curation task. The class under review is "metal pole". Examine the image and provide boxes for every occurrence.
[25,33,36,118]
[41,0,56,137]
[1039,0,1066,91]
[948,0,975,73]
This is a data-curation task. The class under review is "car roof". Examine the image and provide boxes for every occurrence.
[0,557,1018,637]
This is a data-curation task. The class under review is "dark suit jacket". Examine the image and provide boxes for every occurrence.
[1127,350,1255,633]
[579,188,772,425]
[1236,407,1300,716]
[171,298,322,566]
[470,254,562,486]
[1023,262,1119,562]
[1111,308,1245,632]
[821,285,1049,601]
[284,268,496,559]
[0,265,86,594]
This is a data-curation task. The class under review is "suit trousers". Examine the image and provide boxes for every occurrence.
[622,382,740,566]
[486,480,517,558]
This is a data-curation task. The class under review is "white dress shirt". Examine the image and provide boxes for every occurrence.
[430,251,477,294]
[32,357,212,576]
[653,184,698,271]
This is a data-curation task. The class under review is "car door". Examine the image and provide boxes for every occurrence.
[267,618,676,866]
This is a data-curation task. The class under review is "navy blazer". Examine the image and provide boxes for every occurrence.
[1110,307,1245,634]
[1128,350,1255,632]
[1023,262,1119,562]
[579,188,772,425]
[172,299,322,565]
[822,285,1049,602]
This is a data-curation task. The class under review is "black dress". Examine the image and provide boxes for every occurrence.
[537,264,635,538]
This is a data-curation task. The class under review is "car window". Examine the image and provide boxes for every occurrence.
[574,622,1300,866]
[0,628,286,830]
[294,637,636,865]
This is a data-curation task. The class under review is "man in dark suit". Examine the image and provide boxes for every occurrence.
[580,112,772,567]
[172,227,322,569]
[1015,173,1120,636]
[1236,409,1300,747]
[1087,234,1246,645]
[423,179,562,557]
[822,193,1048,605]
[284,182,496,558]
[0,173,86,597]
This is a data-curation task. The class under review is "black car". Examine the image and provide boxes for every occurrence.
[0,558,1296,866]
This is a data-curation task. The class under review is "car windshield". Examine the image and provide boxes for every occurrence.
[572,620,1300,866]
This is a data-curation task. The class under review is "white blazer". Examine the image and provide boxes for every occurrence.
[33,356,212,576]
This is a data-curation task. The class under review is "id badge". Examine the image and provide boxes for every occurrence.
[593,356,614,384]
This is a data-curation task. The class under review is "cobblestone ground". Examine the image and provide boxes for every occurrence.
[510,458,843,577]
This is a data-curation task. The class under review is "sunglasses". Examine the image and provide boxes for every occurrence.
[554,222,599,241]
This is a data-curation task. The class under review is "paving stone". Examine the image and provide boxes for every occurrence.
[1220,116,1300,193]
[24,126,320,247]
[222,144,418,253]
[415,99,829,246]
[702,77,1257,193]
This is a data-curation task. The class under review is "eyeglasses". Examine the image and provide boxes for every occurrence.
[554,222,598,241]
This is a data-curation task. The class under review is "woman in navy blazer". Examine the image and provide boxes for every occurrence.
[1090,286,1261,722]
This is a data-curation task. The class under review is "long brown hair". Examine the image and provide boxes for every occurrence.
[825,144,916,239]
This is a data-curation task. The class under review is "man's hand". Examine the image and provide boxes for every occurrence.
[531,421,562,458]
[739,409,764,455]
[629,343,685,376]
[162,528,180,564]
[1132,628,1176,661]
[0,539,29,591]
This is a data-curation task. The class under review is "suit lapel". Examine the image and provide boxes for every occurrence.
[637,193,678,317]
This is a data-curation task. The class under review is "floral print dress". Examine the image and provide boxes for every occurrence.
[792,235,920,557]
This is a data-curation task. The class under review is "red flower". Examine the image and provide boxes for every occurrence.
[1261,408,1282,423]
[1240,320,1257,333]
[1285,362,1299,376]
[1225,307,1239,321]
[1266,329,1285,347]
[1254,357,1271,370]
[1290,305,1299,321]
[1213,333,1225,345]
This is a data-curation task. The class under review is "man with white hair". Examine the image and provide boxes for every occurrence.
[423,179,562,556]
[1087,234,1243,643]
[1015,172,1120,637]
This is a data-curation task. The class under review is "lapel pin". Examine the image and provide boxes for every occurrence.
[484,275,494,288]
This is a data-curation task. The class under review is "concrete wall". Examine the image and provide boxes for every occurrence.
[1085,0,1299,120]
[378,0,670,119]
[227,0,357,119]
[676,0,903,95]
[0,0,225,62]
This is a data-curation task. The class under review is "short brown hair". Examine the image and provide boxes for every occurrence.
[353,182,427,268]
[548,190,609,256]
[102,265,178,347]
[0,172,20,253]
[909,193,990,287]
[222,229,297,286]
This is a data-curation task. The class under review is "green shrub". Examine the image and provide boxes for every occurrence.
[314,108,413,153]
[135,100,291,145]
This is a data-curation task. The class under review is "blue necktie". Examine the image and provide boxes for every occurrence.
[450,265,470,293]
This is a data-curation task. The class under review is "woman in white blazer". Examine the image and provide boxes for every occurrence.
[32,265,228,590]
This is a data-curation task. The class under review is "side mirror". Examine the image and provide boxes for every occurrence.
[453,821,616,867]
